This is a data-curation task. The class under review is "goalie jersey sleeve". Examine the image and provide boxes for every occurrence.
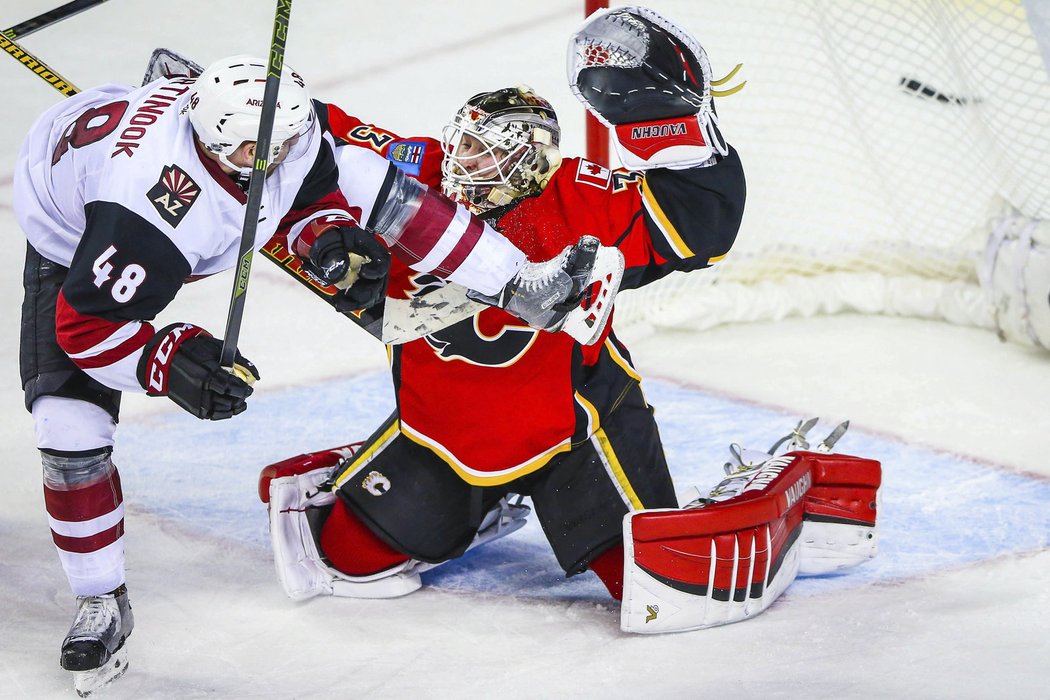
[497,149,746,291]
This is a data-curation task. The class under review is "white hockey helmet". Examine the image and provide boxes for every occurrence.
[441,86,562,214]
[188,54,314,173]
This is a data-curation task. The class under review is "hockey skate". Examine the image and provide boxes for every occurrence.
[61,584,134,697]
[469,235,624,346]
[684,418,848,507]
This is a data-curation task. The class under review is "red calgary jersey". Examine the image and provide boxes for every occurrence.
[329,110,745,485]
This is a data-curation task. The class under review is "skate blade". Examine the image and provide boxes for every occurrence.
[73,647,129,697]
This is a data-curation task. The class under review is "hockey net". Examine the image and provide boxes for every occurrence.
[592,0,1050,342]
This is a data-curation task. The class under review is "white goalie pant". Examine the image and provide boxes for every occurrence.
[268,466,530,600]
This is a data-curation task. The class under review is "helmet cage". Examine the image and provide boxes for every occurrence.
[440,87,560,212]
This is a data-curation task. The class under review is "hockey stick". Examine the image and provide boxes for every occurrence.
[219,0,293,370]
[1,0,110,96]
[3,0,110,39]
[0,33,79,95]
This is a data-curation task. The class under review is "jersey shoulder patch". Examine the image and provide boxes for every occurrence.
[386,140,429,176]
[146,164,200,227]
[573,159,612,190]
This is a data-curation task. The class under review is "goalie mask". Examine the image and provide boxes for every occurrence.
[440,86,562,214]
[187,54,314,175]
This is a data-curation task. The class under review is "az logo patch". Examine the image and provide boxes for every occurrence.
[147,164,200,228]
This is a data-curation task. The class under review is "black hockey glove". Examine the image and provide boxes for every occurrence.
[307,225,390,303]
[138,323,260,420]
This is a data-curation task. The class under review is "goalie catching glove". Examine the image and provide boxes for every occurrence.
[569,5,728,170]
[137,323,259,420]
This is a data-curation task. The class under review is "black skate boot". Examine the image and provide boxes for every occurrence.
[468,235,624,345]
[61,584,134,697]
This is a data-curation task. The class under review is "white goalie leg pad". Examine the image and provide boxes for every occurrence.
[621,453,814,634]
[268,467,421,600]
[561,245,625,346]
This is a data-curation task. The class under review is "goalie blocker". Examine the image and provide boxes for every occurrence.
[621,451,880,634]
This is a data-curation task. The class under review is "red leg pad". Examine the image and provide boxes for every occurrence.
[258,442,363,503]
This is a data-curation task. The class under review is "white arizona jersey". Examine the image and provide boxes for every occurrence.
[14,78,355,393]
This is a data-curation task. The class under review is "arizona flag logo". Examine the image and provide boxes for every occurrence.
[147,164,200,228]
[575,159,611,189]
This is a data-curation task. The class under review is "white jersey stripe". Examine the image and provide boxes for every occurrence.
[411,205,471,273]
[49,503,126,538]
[65,320,144,360]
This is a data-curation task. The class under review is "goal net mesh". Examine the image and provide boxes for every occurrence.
[597,0,1050,335]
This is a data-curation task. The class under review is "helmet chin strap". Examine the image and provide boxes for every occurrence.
[218,151,253,178]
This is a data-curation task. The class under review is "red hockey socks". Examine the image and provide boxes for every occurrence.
[589,543,625,601]
[320,499,410,576]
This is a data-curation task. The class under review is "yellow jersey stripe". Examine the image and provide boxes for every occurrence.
[641,177,695,259]
[401,422,571,486]
[332,419,400,489]
[592,428,644,510]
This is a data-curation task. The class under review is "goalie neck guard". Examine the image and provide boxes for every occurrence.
[440,86,562,214]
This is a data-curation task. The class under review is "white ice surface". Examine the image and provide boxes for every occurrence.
[2,1,1049,698]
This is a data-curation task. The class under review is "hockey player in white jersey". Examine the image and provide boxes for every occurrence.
[15,54,621,696]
